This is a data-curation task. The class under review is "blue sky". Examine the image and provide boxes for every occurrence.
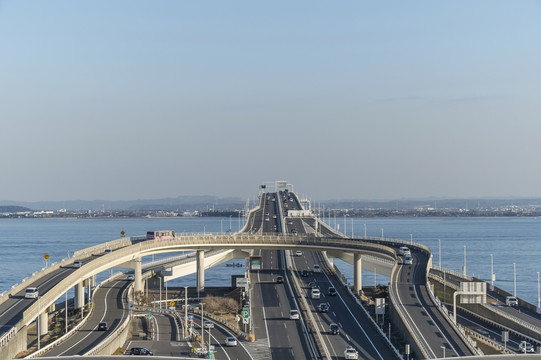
[1,1,541,201]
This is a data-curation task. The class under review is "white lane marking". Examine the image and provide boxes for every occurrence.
[257,269,272,352]
[321,263,386,360]
[59,280,118,355]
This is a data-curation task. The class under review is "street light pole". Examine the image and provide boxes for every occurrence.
[200,303,205,349]
[537,271,541,314]
[463,245,467,276]
[438,239,441,268]
[184,286,189,337]
[364,223,366,239]
[513,263,517,297]
[490,254,495,291]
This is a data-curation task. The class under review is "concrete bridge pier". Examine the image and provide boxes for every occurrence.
[38,309,48,336]
[74,282,84,309]
[353,253,362,295]
[197,250,205,293]
[134,257,142,293]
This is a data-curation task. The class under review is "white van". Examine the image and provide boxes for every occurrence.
[313,264,321,273]
[404,255,413,265]
[25,287,39,299]
[506,296,518,306]
[311,288,321,299]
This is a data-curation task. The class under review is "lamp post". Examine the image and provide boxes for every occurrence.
[381,228,384,241]
[37,295,41,350]
[463,245,467,276]
[229,215,232,232]
[513,263,517,297]
[490,254,495,291]
[200,303,205,349]
[184,286,189,337]
[438,239,441,268]
[440,346,445,358]
[410,234,413,245]
[208,325,212,358]
[537,271,541,314]
[364,223,367,239]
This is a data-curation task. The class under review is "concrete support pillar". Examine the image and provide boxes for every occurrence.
[134,257,142,293]
[197,250,205,293]
[353,253,362,294]
[75,282,84,309]
[39,311,48,336]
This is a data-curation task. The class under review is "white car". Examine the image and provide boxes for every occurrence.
[344,346,359,359]
[204,320,214,328]
[73,260,83,268]
[398,246,410,255]
[519,341,535,353]
[404,254,413,265]
[295,250,303,256]
[225,336,238,346]
[289,309,300,320]
[126,274,135,281]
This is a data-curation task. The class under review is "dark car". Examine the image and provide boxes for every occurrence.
[130,347,154,355]
[301,270,309,277]
[328,287,337,296]
[98,321,108,331]
[276,276,284,284]
[329,323,340,335]
[319,303,329,313]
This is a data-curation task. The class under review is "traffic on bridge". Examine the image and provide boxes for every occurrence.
[1,181,541,360]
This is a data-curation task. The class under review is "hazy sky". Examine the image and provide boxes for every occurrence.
[1,1,541,202]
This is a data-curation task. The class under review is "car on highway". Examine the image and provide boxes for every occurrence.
[25,287,39,299]
[506,296,518,306]
[301,270,309,277]
[225,337,238,347]
[319,303,329,313]
[130,347,154,355]
[73,260,83,268]
[328,287,337,296]
[404,254,413,265]
[289,309,300,320]
[311,288,321,299]
[519,341,535,353]
[398,246,410,256]
[126,274,135,281]
[329,323,340,335]
[276,276,283,284]
[313,264,321,273]
[204,320,214,328]
[98,321,108,331]
[295,250,303,256]
[104,248,113,254]
[344,346,359,359]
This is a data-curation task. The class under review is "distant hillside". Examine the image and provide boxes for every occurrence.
[0,196,246,211]
[0,205,33,213]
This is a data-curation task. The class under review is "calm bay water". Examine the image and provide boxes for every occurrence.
[0,217,539,305]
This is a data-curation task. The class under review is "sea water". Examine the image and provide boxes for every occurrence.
[0,217,539,305]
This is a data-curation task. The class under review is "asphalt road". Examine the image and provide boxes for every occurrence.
[42,278,131,356]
